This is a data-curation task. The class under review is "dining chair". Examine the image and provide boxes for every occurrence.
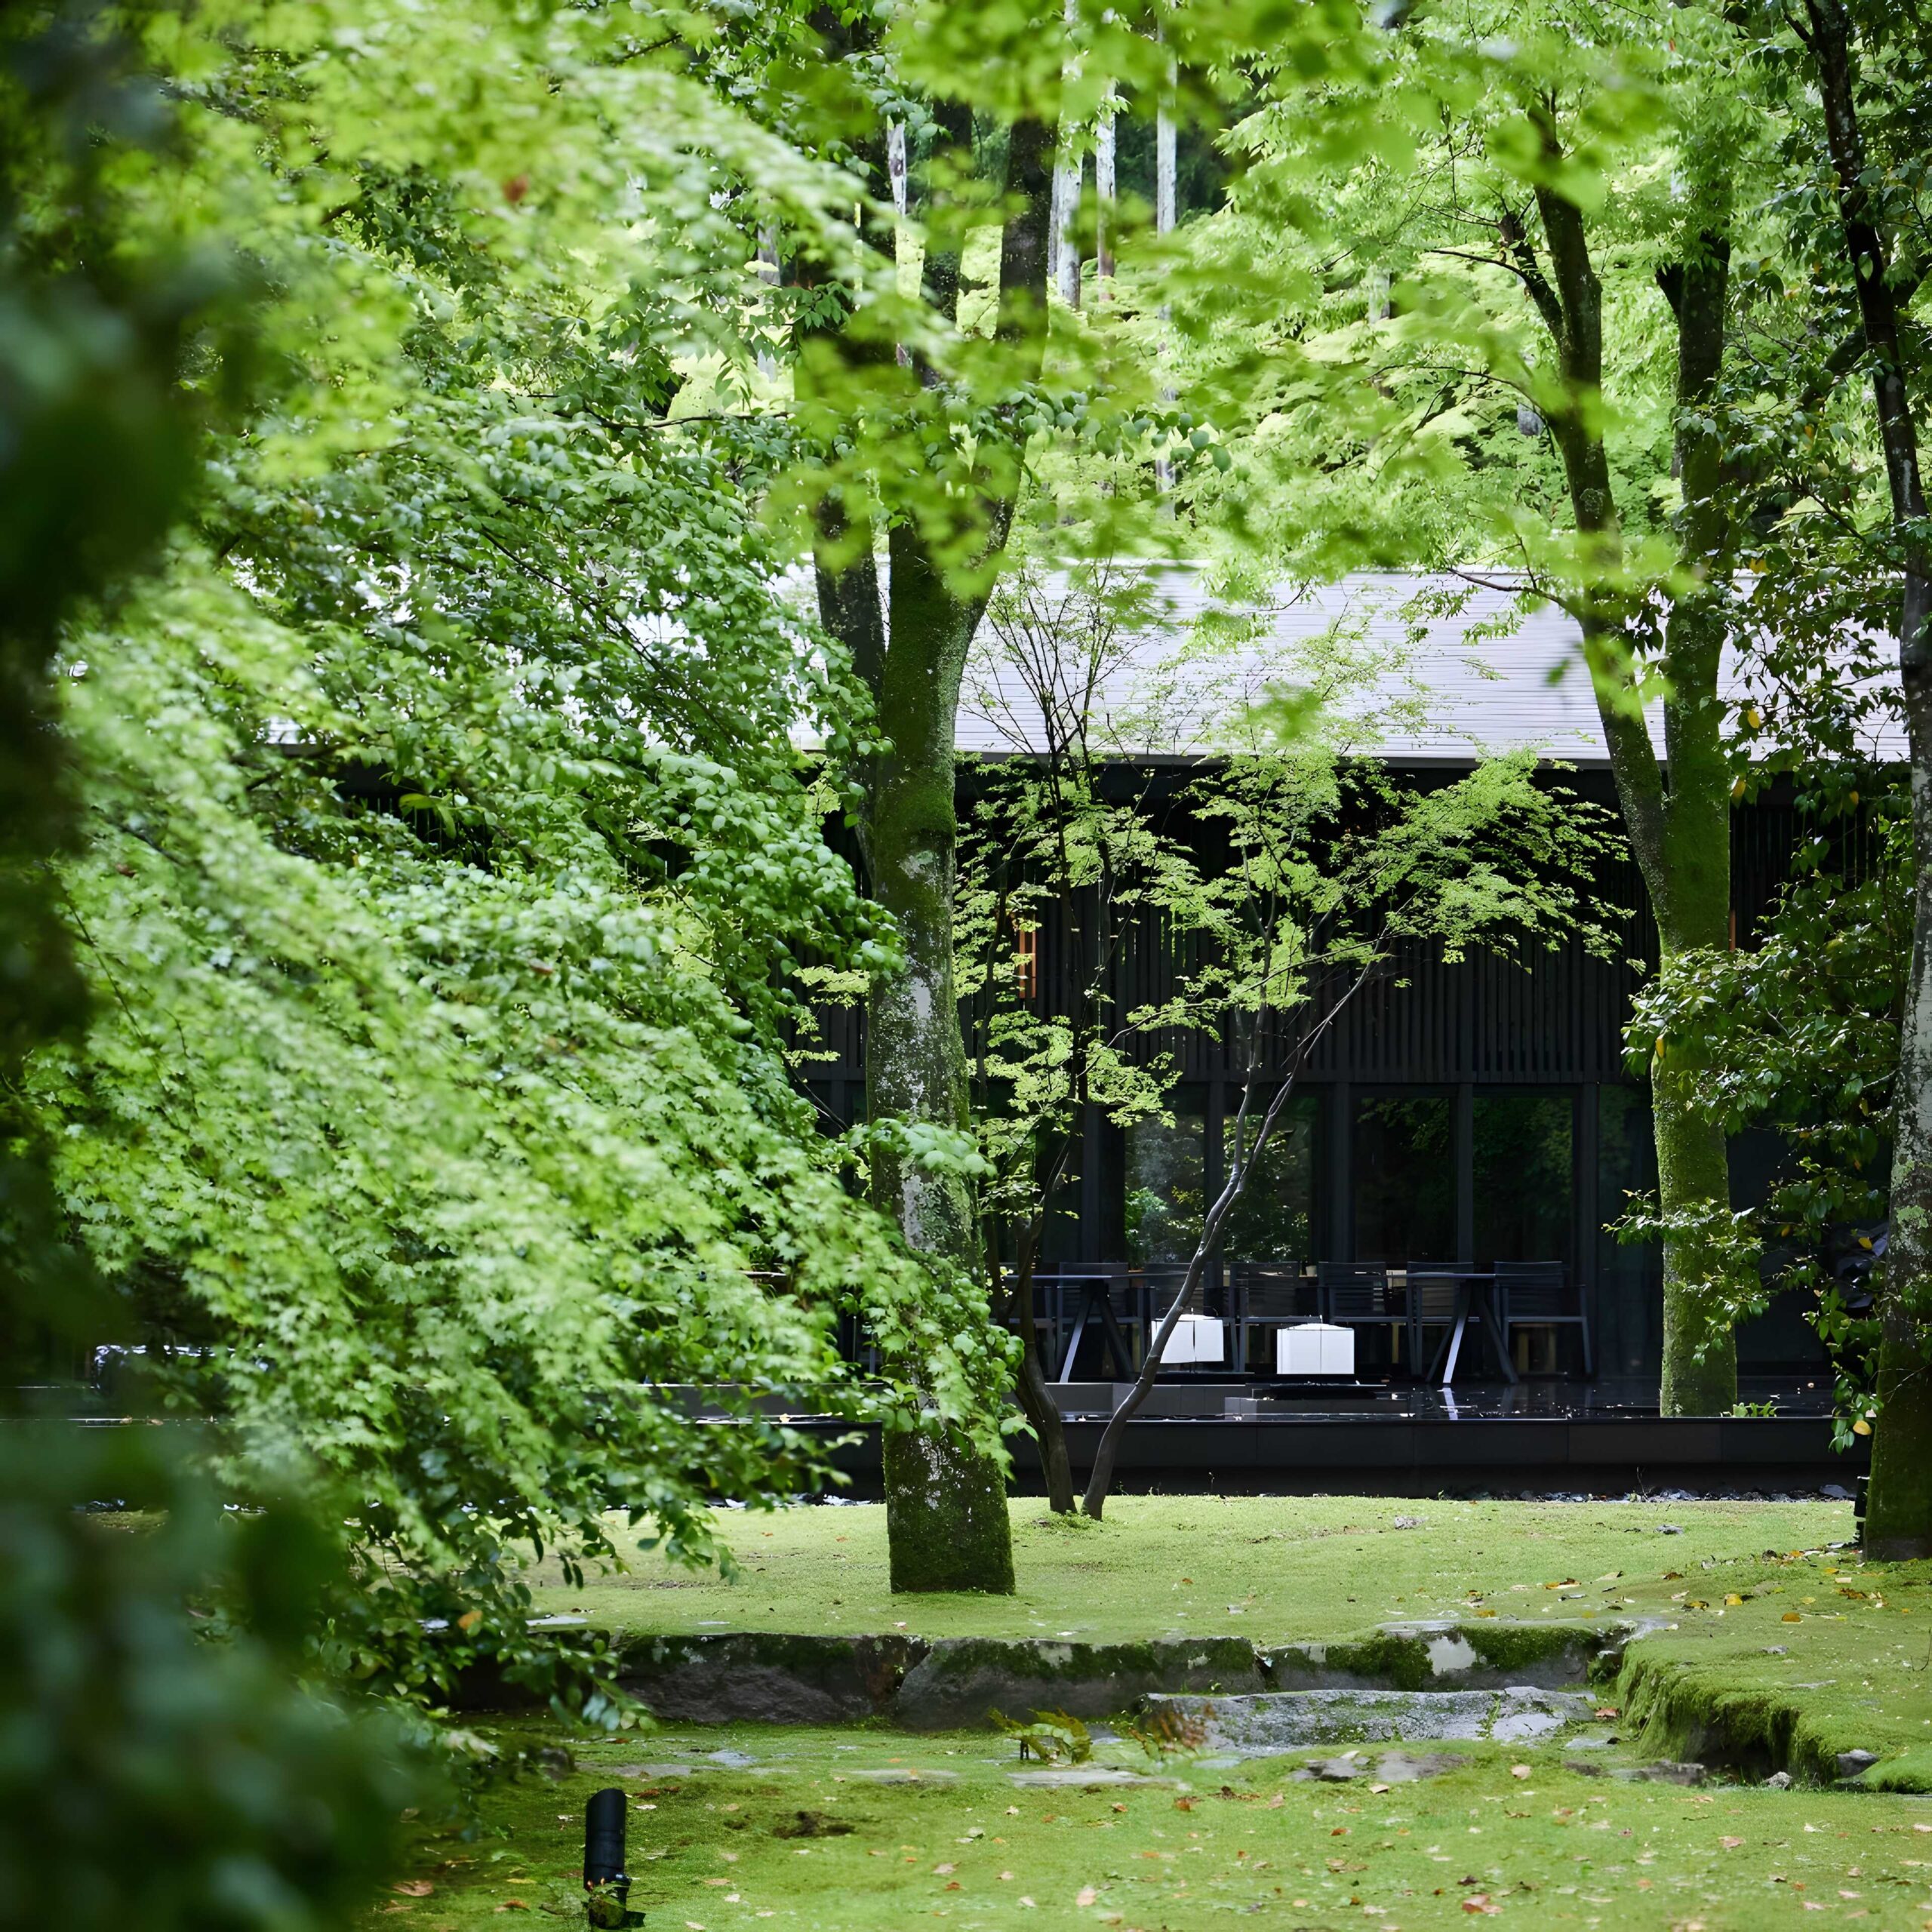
[1228,1263,1315,1375]
[1494,1260,1592,1376]
[1315,1262,1403,1372]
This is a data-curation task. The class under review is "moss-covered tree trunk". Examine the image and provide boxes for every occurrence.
[804,95,1056,1589]
[1648,241,1740,1416]
[1519,171,1740,1414]
[861,534,1016,1594]
[1804,0,1932,1553]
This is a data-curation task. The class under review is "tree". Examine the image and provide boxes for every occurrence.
[768,8,1071,1592]
[0,6,410,1922]
[1789,0,1932,1554]
[957,567,1615,1516]
[1158,0,1792,1413]
[19,0,1001,1716]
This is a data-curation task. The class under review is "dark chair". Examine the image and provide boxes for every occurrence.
[1137,1263,1228,1369]
[1230,1263,1315,1375]
[1316,1262,1404,1374]
[1495,1260,1592,1376]
[1404,1269,1466,1375]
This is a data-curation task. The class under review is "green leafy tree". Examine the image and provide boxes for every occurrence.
[1790,0,1932,1556]
[956,566,1616,1515]
[1167,0,1781,1414]
[0,5,409,1922]
[15,0,1006,1717]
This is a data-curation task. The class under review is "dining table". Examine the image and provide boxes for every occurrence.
[1401,1268,1518,1386]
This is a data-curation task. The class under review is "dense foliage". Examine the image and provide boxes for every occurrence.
[10,0,1014,1719]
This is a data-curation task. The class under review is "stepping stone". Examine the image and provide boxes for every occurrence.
[1375,1751,1466,1783]
[848,1767,958,1784]
[1837,1750,1879,1779]
[709,1750,758,1769]
[1613,1761,1706,1786]
[1008,1767,1165,1788]
[1143,1687,1595,1754]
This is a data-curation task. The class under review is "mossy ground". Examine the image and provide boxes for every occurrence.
[527,1496,1849,1641]
[1608,1540,1932,1789]
[385,1718,1932,1932]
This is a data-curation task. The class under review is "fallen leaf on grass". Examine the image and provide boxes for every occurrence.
[1783,1612,1804,1623]
[1370,1783,1391,1794]
[1594,1708,1619,1721]
[394,1883,435,1898]
[494,1905,528,1916]
[1510,1765,1532,1780]
[1461,1897,1500,1915]
[933,1864,955,1875]
[1543,1580,1578,1590]
[1720,1835,1744,1848]
[1075,1886,1098,1907]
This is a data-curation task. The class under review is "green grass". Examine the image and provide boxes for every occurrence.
[384,1717,1932,1932]
[527,1496,1853,1643]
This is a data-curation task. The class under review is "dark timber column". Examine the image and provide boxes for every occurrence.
[1455,1082,1475,1267]
[1330,1081,1353,1263]
[1204,1078,1225,1301]
[1577,1084,1599,1379]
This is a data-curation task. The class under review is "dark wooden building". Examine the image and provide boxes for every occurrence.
[806,574,1858,1388]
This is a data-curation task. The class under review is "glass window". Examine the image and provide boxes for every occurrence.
[1474,1091,1573,1263]
[1353,1093,1454,1263]
[1125,1092,1206,1266]
[1221,1088,1318,1264]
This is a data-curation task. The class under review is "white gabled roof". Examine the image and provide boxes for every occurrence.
[955,568,1907,767]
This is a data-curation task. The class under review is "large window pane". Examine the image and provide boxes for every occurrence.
[1126,1093,1206,1266]
[1222,1089,1318,1263]
[1474,1091,1573,1263]
[1353,1093,1454,1263]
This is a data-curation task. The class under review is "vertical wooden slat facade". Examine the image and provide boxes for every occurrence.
[804,767,1835,1380]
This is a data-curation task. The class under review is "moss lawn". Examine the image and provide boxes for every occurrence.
[526,1495,1852,1643]
[383,1716,1932,1932]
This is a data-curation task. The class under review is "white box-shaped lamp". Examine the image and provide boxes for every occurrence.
[1159,1313,1226,1365]
[1276,1321,1355,1378]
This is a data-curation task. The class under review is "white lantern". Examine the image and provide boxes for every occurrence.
[1158,1313,1227,1364]
[1276,1321,1355,1378]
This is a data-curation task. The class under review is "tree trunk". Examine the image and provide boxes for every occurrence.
[1651,238,1739,1417]
[1804,0,1932,1554]
[1004,1238,1077,1512]
[1094,93,1115,285]
[804,100,1055,1589]
[861,530,1015,1593]
[1522,174,1741,1414]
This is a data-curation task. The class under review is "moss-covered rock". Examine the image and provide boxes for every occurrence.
[617,1632,929,1724]
[1263,1623,1599,1692]
[895,1636,1265,1730]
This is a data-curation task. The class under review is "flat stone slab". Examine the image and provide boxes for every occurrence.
[1008,1767,1173,1788]
[844,1767,958,1785]
[1145,1687,1596,1753]
[897,1636,1265,1731]
[1374,1750,1468,1783]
